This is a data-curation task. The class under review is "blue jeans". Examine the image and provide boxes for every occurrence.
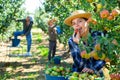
[13,31,32,52]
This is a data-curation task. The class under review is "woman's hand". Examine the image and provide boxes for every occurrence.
[82,68,94,73]
[73,30,81,44]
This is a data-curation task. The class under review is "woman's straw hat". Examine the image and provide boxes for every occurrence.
[64,10,91,26]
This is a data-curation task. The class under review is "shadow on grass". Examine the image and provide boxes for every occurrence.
[15,57,47,80]
[0,70,45,80]
[0,61,22,68]
[14,71,45,80]
[61,51,70,60]
[0,60,46,80]
[0,52,72,80]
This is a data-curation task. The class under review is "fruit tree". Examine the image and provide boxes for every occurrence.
[0,0,25,41]
[35,0,120,73]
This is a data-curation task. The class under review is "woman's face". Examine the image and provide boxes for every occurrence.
[72,18,89,36]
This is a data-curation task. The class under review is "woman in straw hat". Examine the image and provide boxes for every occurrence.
[64,10,105,76]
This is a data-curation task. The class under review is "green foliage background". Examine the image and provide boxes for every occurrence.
[0,0,25,41]
[34,0,120,45]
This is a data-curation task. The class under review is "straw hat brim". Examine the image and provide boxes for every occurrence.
[64,13,91,26]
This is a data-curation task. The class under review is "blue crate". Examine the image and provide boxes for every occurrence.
[45,74,66,80]
[53,56,61,64]
[12,39,20,47]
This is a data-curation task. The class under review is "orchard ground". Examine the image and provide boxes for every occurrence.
[0,28,73,80]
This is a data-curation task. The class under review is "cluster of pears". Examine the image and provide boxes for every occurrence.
[69,72,104,80]
[45,66,71,77]
[80,43,111,62]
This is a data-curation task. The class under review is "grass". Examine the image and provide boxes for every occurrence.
[36,45,49,57]
[0,71,12,80]
[37,37,42,43]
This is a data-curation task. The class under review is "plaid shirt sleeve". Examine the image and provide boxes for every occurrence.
[68,37,85,71]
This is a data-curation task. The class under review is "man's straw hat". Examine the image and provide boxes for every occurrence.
[64,10,92,26]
